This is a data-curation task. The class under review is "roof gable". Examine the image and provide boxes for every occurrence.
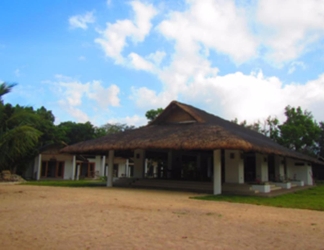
[150,101,205,125]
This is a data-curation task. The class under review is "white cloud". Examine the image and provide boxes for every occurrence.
[288,61,306,74]
[131,67,324,124]
[69,12,95,30]
[52,75,120,122]
[158,0,258,64]
[257,0,324,64]
[14,69,20,77]
[88,80,120,108]
[57,102,90,123]
[107,114,147,127]
[95,1,157,64]
[121,0,324,125]
[146,51,166,66]
[128,52,154,71]
[131,86,176,109]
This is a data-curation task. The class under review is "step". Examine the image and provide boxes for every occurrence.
[270,186,282,191]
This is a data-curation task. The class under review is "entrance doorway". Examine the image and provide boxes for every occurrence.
[244,154,256,182]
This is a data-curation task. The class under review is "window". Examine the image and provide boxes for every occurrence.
[41,161,65,178]
[80,162,95,178]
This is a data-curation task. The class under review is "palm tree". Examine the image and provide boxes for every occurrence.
[0,82,16,104]
[0,82,42,173]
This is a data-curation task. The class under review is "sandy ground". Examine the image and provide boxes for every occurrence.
[1,185,324,250]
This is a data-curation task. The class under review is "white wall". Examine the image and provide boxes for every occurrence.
[101,156,128,177]
[224,150,244,184]
[40,154,74,180]
[286,158,313,185]
[255,153,268,182]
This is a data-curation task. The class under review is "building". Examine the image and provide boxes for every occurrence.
[60,101,321,195]
[26,143,132,181]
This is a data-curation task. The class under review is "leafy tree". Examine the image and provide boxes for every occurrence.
[0,83,42,173]
[232,118,264,134]
[0,82,16,103]
[278,106,320,155]
[145,108,163,122]
[318,122,324,158]
[94,123,135,137]
[57,121,96,145]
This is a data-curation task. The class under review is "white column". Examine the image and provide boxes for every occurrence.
[101,155,106,177]
[107,150,114,187]
[274,155,285,181]
[36,154,42,180]
[71,155,76,180]
[144,159,149,177]
[76,164,80,180]
[256,153,268,182]
[213,150,222,195]
[224,150,244,184]
[125,159,129,177]
[305,165,313,185]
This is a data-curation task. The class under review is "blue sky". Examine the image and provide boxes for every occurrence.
[1,0,324,126]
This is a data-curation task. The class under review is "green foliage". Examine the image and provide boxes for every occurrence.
[57,121,95,144]
[94,123,135,137]
[264,116,280,142]
[318,122,324,158]
[193,184,324,211]
[234,106,320,156]
[0,82,16,103]
[145,108,163,122]
[278,106,320,155]
[0,83,42,173]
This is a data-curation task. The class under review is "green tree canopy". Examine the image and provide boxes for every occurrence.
[145,108,163,122]
[0,83,42,173]
[233,106,320,156]
[95,123,136,137]
[278,106,320,155]
[57,121,96,145]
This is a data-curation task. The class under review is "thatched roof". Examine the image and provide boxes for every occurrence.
[61,101,321,164]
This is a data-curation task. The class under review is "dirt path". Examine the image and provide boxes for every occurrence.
[1,185,324,250]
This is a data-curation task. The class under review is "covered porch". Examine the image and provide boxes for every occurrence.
[104,148,314,195]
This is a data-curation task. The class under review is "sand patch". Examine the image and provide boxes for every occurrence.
[0,185,323,249]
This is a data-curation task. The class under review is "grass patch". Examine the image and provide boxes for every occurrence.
[193,185,324,211]
[21,180,106,188]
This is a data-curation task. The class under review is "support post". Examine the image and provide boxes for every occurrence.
[213,150,221,195]
[125,159,129,177]
[37,154,42,180]
[76,164,80,180]
[107,150,114,187]
[144,159,148,177]
[274,155,285,181]
[71,155,76,180]
[101,155,106,177]
[256,153,268,182]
